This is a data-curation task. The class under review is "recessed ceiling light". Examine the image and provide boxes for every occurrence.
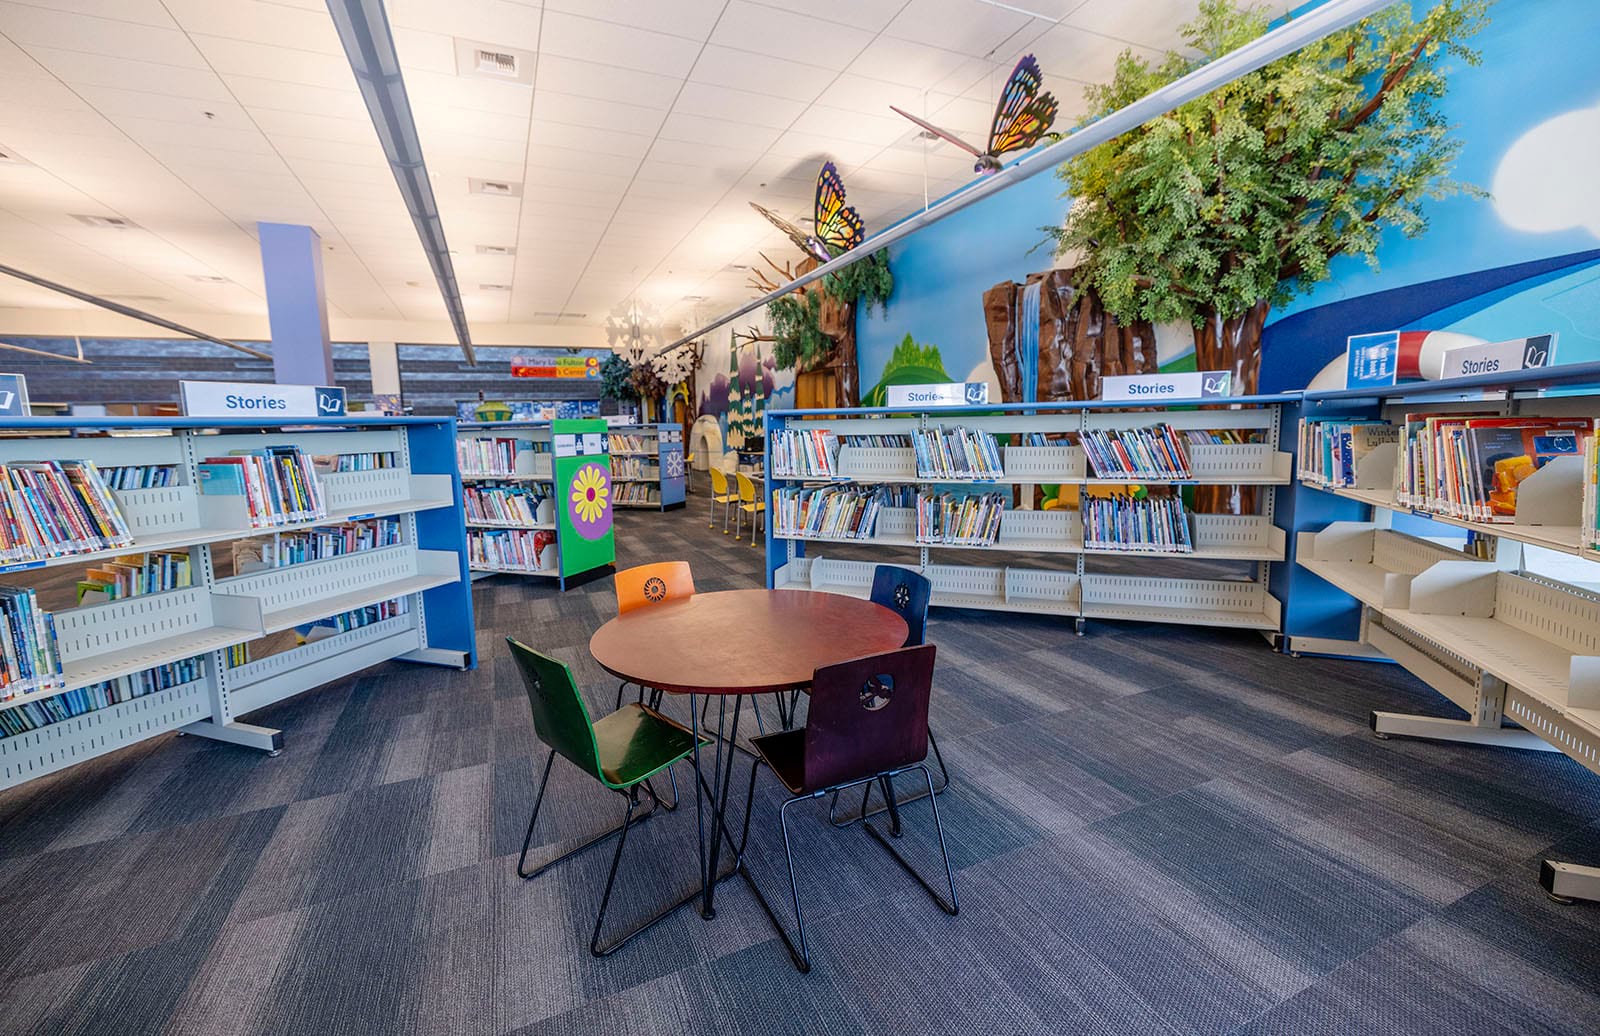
[405,280,421,287]
[189,274,230,283]
[72,214,138,229]
[469,177,522,198]
[533,310,588,319]
[476,244,516,256]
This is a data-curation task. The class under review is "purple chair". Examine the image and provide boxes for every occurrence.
[740,644,958,972]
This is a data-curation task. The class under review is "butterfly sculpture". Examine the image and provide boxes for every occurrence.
[749,161,865,263]
[891,54,1058,175]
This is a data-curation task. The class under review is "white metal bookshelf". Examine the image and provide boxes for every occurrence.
[608,422,687,511]
[1293,361,1600,904]
[456,422,560,581]
[763,396,1295,636]
[0,415,474,790]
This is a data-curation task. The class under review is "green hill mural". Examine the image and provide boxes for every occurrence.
[862,334,951,407]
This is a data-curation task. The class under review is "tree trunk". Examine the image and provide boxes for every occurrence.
[985,268,1157,403]
[1191,299,1270,514]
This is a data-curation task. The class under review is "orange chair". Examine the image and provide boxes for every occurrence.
[708,467,736,533]
[734,472,765,546]
[614,561,695,708]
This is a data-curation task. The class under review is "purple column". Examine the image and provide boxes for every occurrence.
[258,222,334,385]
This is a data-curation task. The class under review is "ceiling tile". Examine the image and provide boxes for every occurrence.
[690,45,836,104]
[743,0,906,33]
[532,90,668,137]
[672,82,805,131]
[709,3,872,72]
[885,0,1037,57]
[162,0,343,54]
[534,55,682,111]
[540,10,704,77]
[0,2,203,66]
[541,0,725,41]
[1065,0,1201,51]
[847,36,995,90]
[657,112,780,152]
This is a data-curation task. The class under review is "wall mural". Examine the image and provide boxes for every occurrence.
[858,0,1598,402]
[693,320,792,461]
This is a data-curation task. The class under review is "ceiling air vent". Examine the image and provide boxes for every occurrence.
[469,177,522,198]
[72,214,138,229]
[475,49,518,77]
[476,244,516,256]
[453,38,535,85]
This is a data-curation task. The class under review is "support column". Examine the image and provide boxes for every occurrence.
[368,340,401,406]
[259,222,334,385]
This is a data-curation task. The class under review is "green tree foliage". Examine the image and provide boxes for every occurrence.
[599,352,637,401]
[1046,0,1489,329]
[770,248,894,370]
[823,248,894,316]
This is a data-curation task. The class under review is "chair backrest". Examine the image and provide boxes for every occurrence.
[709,467,729,495]
[735,471,757,503]
[615,561,695,615]
[870,565,931,647]
[801,644,936,793]
[504,637,603,782]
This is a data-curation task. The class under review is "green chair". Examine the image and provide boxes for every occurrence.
[506,637,709,957]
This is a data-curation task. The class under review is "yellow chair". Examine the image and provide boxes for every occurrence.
[708,467,736,532]
[734,472,765,546]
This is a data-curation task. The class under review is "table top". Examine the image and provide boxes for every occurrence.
[589,588,908,695]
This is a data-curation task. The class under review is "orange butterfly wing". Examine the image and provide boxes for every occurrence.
[812,161,864,257]
[988,54,1058,157]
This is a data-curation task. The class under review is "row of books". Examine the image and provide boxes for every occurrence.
[0,460,134,564]
[0,657,203,739]
[1185,428,1262,445]
[916,490,1006,546]
[256,518,401,569]
[1397,413,1589,521]
[298,598,409,642]
[773,485,891,540]
[609,433,653,453]
[77,550,192,604]
[197,447,327,529]
[101,464,178,490]
[457,437,547,476]
[464,485,549,526]
[842,434,911,448]
[1083,495,1193,553]
[469,528,557,572]
[0,586,62,701]
[913,427,1003,480]
[1298,418,1399,488]
[771,428,841,479]
[613,458,658,480]
[322,451,398,472]
[614,483,659,505]
[1081,425,1192,479]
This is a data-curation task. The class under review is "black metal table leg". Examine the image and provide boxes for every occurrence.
[701,693,744,920]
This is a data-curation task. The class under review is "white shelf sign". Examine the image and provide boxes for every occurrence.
[887,382,990,407]
[1440,334,1555,379]
[181,381,347,418]
[1101,371,1231,402]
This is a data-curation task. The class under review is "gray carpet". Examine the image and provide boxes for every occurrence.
[1,479,1598,1036]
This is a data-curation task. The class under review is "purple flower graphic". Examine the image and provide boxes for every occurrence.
[567,463,612,540]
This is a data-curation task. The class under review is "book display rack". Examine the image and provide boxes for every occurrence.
[457,420,615,589]
[764,396,1295,636]
[1291,360,1600,905]
[607,423,687,511]
[0,415,475,790]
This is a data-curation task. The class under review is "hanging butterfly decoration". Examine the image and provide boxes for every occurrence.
[748,161,865,264]
[890,54,1058,175]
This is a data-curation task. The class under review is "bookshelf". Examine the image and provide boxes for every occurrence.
[763,396,1295,636]
[0,414,475,790]
[1290,360,1600,905]
[607,422,687,511]
[456,420,615,589]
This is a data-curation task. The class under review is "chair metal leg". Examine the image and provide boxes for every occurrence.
[518,751,660,880]
[778,797,812,972]
[863,766,959,918]
[879,776,903,838]
[830,727,952,829]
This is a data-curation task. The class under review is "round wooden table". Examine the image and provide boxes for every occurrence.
[588,588,909,923]
[589,588,909,695]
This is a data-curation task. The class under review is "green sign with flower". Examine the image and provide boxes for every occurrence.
[552,417,615,577]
